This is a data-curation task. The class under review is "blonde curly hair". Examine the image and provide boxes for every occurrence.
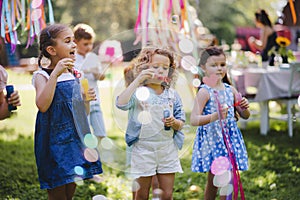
[128,46,178,88]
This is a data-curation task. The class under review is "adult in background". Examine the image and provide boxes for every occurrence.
[248,9,278,66]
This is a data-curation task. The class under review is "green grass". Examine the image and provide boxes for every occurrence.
[0,69,300,200]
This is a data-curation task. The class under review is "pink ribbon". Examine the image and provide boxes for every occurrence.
[214,90,245,200]
[134,0,142,34]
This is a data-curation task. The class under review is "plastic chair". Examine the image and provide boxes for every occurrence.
[271,62,300,137]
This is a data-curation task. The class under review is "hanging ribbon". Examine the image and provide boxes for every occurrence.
[214,90,245,200]
[289,0,297,25]
[0,0,55,52]
[47,0,54,24]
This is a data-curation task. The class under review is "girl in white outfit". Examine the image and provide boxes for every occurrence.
[116,47,185,200]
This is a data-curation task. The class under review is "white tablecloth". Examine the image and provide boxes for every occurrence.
[232,67,300,101]
[231,66,300,135]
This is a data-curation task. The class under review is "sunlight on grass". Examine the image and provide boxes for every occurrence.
[253,171,277,188]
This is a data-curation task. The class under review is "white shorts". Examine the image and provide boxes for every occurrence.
[130,139,183,179]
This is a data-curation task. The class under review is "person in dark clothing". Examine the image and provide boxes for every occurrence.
[248,9,278,66]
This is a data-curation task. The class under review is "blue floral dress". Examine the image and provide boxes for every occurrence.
[33,70,102,189]
[191,83,248,173]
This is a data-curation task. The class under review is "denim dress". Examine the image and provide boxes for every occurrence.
[33,70,102,189]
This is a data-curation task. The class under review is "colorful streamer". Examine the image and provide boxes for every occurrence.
[133,0,197,49]
[289,0,297,25]
[0,0,55,53]
[214,90,245,200]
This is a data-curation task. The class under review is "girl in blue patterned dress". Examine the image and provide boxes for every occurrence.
[32,24,102,199]
[190,47,250,200]
[116,47,185,200]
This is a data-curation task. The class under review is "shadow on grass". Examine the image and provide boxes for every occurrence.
[1,121,300,200]
[0,131,107,200]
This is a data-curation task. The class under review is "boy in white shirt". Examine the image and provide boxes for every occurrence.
[73,23,106,140]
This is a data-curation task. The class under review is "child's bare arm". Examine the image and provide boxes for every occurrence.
[190,88,219,126]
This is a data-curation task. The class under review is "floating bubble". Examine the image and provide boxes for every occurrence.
[132,180,140,192]
[189,185,200,192]
[84,133,98,148]
[219,183,233,196]
[74,176,84,186]
[179,38,194,54]
[29,57,37,65]
[269,183,276,190]
[92,194,108,200]
[213,170,231,187]
[181,125,191,134]
[31,9,42,21]
[192,78,201,88]
[91,175,104,183]
[136,86,150,101]
[31,0,42,8]
[74,166,84,175]
[153,188,163,199]
[171,15,179,24]
[181,55,196,71]
[84,148,99,162]
[100,137,114,150]
[190,65,199,74]
[100,150,115,163]
[124,167,135,179]
[137,110,152,124]
[211,156,230,175]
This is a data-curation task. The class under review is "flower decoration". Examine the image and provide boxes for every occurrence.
[268,36,295,63]
[276,36,291,47]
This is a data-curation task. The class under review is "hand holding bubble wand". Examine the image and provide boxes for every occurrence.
[203,75,245,200]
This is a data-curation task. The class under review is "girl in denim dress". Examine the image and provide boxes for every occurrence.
[116,47,185,200]
[32,24,102,199]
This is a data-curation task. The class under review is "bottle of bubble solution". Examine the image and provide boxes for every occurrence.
[80,78,92,101]
[6,85,17,111]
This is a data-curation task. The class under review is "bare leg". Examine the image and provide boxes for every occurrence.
[135,176,152,200]
[66,183,76,200]
[151,175,159,192]
[156,173,175,200]
[48,185,67,200]
[204,171,218,200]
[47,182,77,200]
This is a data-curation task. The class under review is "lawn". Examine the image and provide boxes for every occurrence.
[0,68,300,200]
